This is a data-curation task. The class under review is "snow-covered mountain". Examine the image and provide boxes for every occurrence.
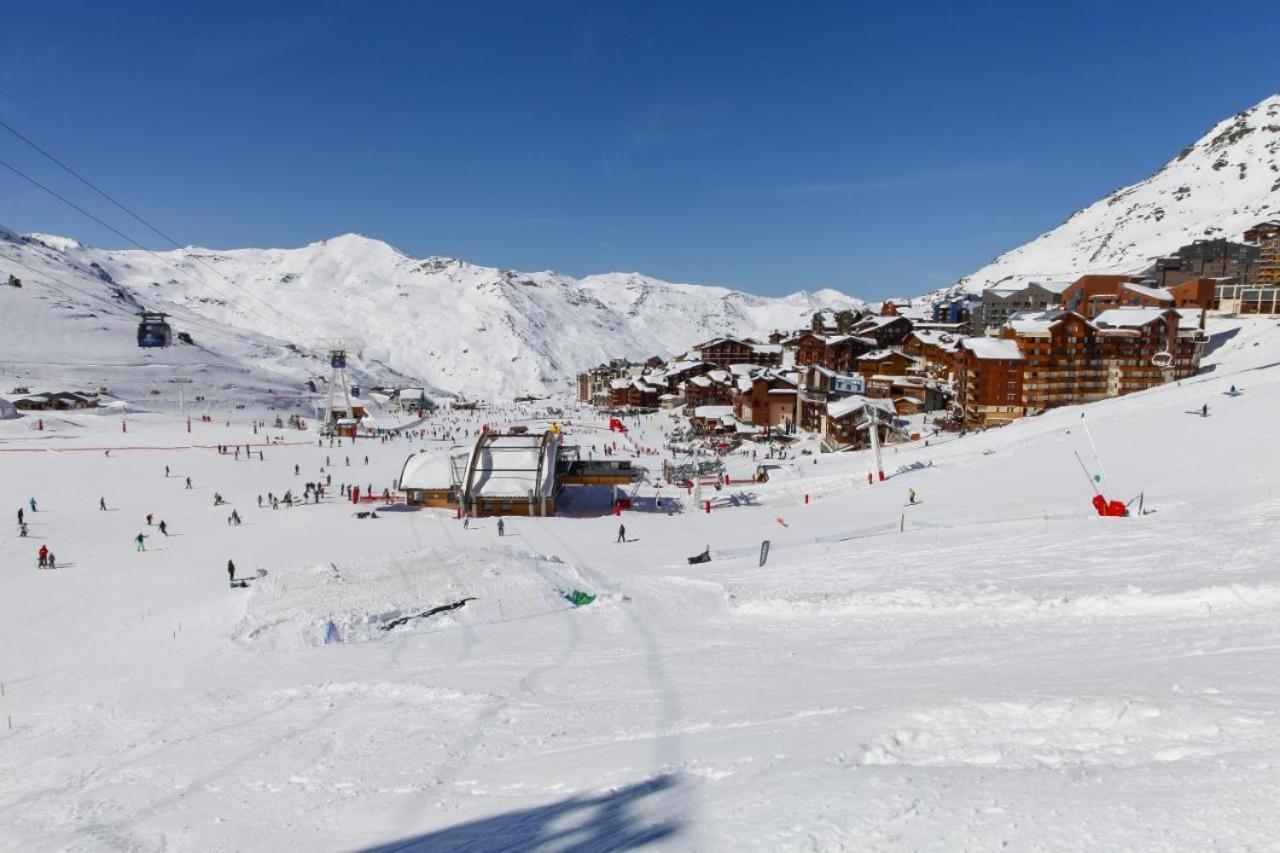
[957,93,1280,293]
[10,231,864,399]
[0,226,393,410]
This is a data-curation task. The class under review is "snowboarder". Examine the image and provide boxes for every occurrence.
[135,533,147,552]
[617,523,626,543]
[908,488,917,505]
[159,520,168,536]
[497,519,505,537]
[38,544,48,569]
[227,560,236,584]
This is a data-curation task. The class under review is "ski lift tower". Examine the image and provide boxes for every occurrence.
[322,347,355,433]
[865,401,885,482]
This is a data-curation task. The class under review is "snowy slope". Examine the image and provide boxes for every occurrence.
[4,318,1280,850]
[16,233,864,400]
[957,93,1280,292]
[0,227,327,408]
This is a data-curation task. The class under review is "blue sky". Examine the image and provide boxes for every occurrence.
[0,1,1277,298]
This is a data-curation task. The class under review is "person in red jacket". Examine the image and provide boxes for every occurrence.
[38,544,48,569]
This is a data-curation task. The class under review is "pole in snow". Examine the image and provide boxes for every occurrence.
[1080,413,1110,488]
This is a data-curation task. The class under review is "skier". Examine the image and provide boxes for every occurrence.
[185,477,193,489]
[29,497,37,512]
[135,533,147,552]
[497,518,505,537]
[1202,403,1209,418]
[257,495,263,508]
[38,544,48,569]
[463,516,470,530]
[227,560,236,584]
[47,551,56,570]
[165,465,170,478]
[908,488,917,505]
[146,513,153,526]
[364,455,369,466]
[295,464,300,475]
[159,520,168,536]
[19,522,28,537]
[17,507,23,525]
[617,523,626,543]
[99,497,107,511]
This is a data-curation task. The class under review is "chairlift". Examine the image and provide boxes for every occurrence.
[1151,351,1174,369]
[137,312,173,348]
[1190,328,1209,345]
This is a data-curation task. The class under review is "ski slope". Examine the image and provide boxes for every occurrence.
[2,318,1280,850]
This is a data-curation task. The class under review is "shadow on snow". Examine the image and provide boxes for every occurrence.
[364,774,682,853]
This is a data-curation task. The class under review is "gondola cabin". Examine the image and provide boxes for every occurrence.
[137,312,173,348]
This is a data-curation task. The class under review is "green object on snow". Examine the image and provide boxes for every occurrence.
[567,590,596,607]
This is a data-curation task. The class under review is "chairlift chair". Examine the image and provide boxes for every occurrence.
[1151,351,1174,370]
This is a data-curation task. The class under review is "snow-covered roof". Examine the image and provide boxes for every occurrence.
[693,405,734,419]
[1122,282,1174,302]
[688,375,712,388]
[827,395,896,420]
[859,349,903,362]
[908,329,961,350]
[767,388,797,395]
[610,378,630,390]
[750,343,782,355]
[1092,308,1178,329]
[707,369,730,383]
[962,338,1024,361]
[469,433,559,499]
[854,315,905,331]
[398,452,456,490]
[1007,309,1068,335]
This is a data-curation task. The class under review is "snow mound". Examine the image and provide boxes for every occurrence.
[233,546,592,650]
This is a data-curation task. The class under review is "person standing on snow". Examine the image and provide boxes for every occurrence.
[617,523,626,543]
[135,533,147,552]
[17,507,23,526]
[146,513,153,526]
[227,560,236,584]
[47,551,56,570]
[158,520,168,536]
[38,544,48,569]
[99,497,107,511]
[908,489,917,505]
[185,477,193,489]
[29,497,37,512]
[165,465,170,478]
[497,519,505,537]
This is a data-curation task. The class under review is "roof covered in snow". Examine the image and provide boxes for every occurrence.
[961,337,1025,361]
[1093,308,1179,329]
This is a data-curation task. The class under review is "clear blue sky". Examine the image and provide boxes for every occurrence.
[0,1,1276,298]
